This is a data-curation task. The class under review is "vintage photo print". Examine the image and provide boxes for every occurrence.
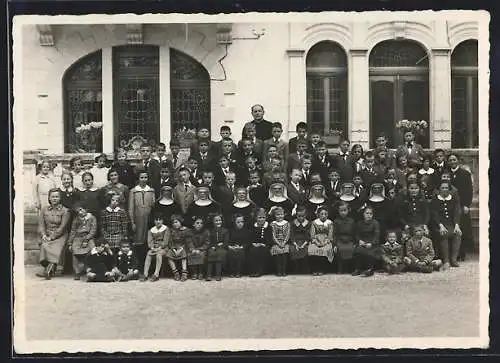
[12,10,489,353]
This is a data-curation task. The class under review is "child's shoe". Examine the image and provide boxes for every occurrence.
[140,275,147,282]
[149,275,159,282]
[442,262,450,271]
[361,268,374,277]
[351,269,361,276]
[73,274,80,281]
[181,270,188,281]
[420,265,434,273]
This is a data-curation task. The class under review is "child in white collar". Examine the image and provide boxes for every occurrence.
[69,156,85,191]
[100,194,129,254]
[141,214,169,282]
[90,153,110,189]
[418,154,435,176]
[114,240,139,281]
[381,230,405,274]
[269,207,291,277]
[308,206,335,276]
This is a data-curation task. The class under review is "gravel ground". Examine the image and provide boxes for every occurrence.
[22,261,479,340]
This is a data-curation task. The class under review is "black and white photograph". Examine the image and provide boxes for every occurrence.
[12,11,489,352]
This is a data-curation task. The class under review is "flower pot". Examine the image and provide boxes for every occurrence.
[322,135,341,146]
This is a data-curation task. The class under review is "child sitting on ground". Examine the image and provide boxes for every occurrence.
[114,240,139,281]
[404,225,443,273]
[85,240,116,282]
[141,214,170,282]
[381,230,405,274]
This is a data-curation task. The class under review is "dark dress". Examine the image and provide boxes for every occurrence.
[207,227,229,264]
[305,199,330,222]
[78,188,101,222]
[333,196,363,221]
[186,201,221,229]
[227,227,250,272]
[85,248,115,282]
[187,229,210,266]
[289,219,310,260]
[354,219,381,258]
[367,198,390,239]
[165,227,192,260]
[333,216,356,260]
[231,202,256,227]
[247,222,272,274]
[248,185,267,207]
[112,162,136,190]
[59,188,80,214]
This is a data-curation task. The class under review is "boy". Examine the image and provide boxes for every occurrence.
[141,214,169,282]
[299,156,314,188]
[191,139,216,168]
[287,168,307,205]
[85,240,116,282]
[166,140,185,171]
[373,133,396,168]
[219,137,239,169]
[247,170,267,206]
[404,225,443,273]
[173,167,197,215]
[236,137,262,166]
[312,141,334,181]
[215,172,238,218]
[432,148,447,187]
[138,144,162,197]
[325,169,342,200]
[262,145,282,174]
[153,142,169,164]
[360,151,384,189]
[396,130,424,169]
[309,132,322,154]
[214,126,236,156]
[381,230,405,274]
[239,156,262,187]
[262,122,289,162]
[240,123,264,156]
[334,138,355,183]
[201,170,217,195]
[186,156,202,186]
[114,240,140,281]
[263,158,286,189]
[159,162,175,188]
[213,154,239,186]
[287,139,309,173]
[352,174,367,201]
[288,122,313,154]
[189,127,214,156]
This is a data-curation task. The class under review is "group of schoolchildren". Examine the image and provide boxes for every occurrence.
[34,115,474,283]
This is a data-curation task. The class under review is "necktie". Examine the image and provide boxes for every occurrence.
[185,184,188,192]
[407,143,412,149]
[173,156,177,166]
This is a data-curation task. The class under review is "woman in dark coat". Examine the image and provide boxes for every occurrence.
[262,182,294,221]
[353,206,381,277]
[151,185,182,228]
[247,208,272,277]
[186,185,221,229]
[231,187,257,228]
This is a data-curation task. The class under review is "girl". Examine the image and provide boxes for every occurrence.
[100,168,129,210]
[431,181,462,270]
[231,187,256,227]
[69,156,85,191]
[247,208,271,277]
[90,153,110,189]
[186,185,221,229]
[207,214,228,281]
[418,154,435,178]
[227,214,250,278]
[151,185,182,227]
[166,215,191,281]
[381,230,405,274]
[333,201,356,273]
[58,171,80,212]
[353,206,381,277]
[308,206,334,276]
[67,203,97,280]
[128,169,156,269]
[270,206,291,277]
[397,182,430,237]
[33,159,58,212]
[36,189,71,279]
[351,144,365,173]
[77,172,101,222]
[289,205,310,275]
[305,182,330,222]
[263,182,294,221]
[100,193,129,254]
[111,148,136,189]
[141,214,170,282]
[188,216,210,280]
[395,156,413,190]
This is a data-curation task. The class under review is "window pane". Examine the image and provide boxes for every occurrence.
[369,40,428,67]
[451,76,468,148]
[306,76,325,134]
[451,40,478,67]
[370,80,395,148]
[64,51,103,153]
[402,80,429,148]
[306,41,347,69]
[328,75,347,133]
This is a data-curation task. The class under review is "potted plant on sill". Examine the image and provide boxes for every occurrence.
[173,126,197,149]
[322,128,343,146]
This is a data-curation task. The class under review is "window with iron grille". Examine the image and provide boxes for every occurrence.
[306,41,348,141]
[369,40,429,148]
[113,45,160,149]
[451,40,478,148]
[64,50,103,153]
[170,48,211,140]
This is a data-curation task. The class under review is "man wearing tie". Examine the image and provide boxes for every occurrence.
[215,172,238,223]
[335,138,355,183]
[396,130,424,169]
[138,145,161,197]
[173,167,196,215]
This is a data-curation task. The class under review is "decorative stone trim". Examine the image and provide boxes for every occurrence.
[286,48,305,58]
[126,24,143,44]
[350,48,368,56]
[36,25,54,46]
[216,23,233,44]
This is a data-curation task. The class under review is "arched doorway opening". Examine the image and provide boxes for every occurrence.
[369,40,430,148]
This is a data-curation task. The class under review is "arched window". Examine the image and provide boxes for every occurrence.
[369,40,429,148]
[306,41,348,144]
[113,45,160,149]
[451,40,478,148]
[64,50,102,153]
[170,48,211,135]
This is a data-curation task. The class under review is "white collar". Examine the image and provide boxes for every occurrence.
[39,173,52,178]
[314,218,332,226]
[291,181,301,188]
[436,162,444,167]
[118,250,133,256]
[234,201,250,208]
[269,196,287,203]
[106,206,121,212]
[195,200,212,206]
[340,195,355,202]
[134,185,153,192]
[158,199,174,205]
[309,197,325,204]
[151,225,167,233]
[437,194,452,201]
[273,220,288,226]
[294,219,309,227]
[451,167,460,173]
[60,187,74,193]
[419,168,435,175]
[369,195,385,202]
[79,187,98,192]
[254,221,269,228]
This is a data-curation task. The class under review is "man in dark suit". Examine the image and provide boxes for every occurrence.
[215,172,238,223]
[311,141,335,182]
[448,153,474,261]
[287,169,307,205]
[138,145,162,197]
[395,130,425,169]
[190,139,217,170]
[241,104,274,141]
[334,139,356,183]
[236,137,262,167]
[360,151,384,190]
[287,139,309,173]
[288,122,314,155]
[213,154,240,186]
[432,148,448,187]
